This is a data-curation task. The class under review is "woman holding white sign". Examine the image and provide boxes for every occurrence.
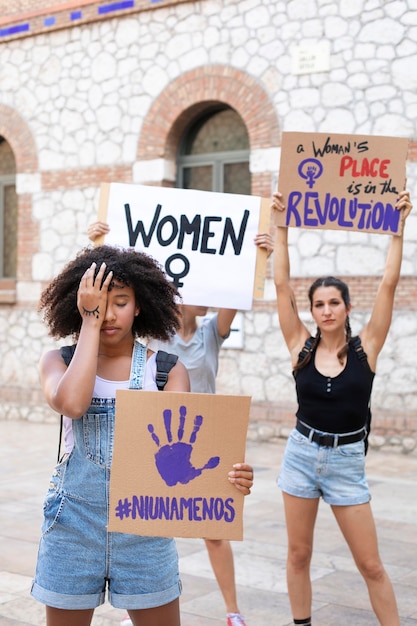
[272,189,412,626]
[31,245,254,626]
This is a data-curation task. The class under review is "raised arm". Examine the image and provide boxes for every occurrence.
[40,262,113,418]
[216,308,238,338]
[360,190,413,370]
[217,231,275,338]
[272,193,310,363]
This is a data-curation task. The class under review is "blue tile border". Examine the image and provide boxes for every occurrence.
[98,0,135,14]
[0,0,180,41]
[0,23,30,37]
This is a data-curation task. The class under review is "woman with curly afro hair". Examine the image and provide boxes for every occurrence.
[38,244,183,342]
[31,245,253,626]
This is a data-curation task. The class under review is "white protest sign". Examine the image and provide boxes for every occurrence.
[98,183,268,310]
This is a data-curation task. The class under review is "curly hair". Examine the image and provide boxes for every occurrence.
[38,245,181,341]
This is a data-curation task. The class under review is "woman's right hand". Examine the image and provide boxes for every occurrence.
[228,463,254,495]
[396,189,413,221]
[77,262,113,324]
[271,191,285,213]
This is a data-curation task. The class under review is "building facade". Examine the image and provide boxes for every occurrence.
[0,0,416,441]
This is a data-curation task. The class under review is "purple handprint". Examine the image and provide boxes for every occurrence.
[148,405,220,486]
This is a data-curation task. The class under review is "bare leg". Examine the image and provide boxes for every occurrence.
[46,607,94,626]
[282,492,319,620]
[204,538,240,614]
[332,502,400,626]
[127,598,180,626]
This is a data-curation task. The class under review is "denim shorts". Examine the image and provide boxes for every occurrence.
[278,427,370,506]
[31,396,181,610]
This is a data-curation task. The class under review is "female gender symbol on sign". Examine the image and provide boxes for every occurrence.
[298,158,324,189]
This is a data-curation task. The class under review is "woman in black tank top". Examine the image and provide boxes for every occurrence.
[272,189,412,626]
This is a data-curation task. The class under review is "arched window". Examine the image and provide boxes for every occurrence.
[0,137,17,278]
[177,107,251,194]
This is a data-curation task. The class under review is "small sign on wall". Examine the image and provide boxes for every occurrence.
[291,41,331,75]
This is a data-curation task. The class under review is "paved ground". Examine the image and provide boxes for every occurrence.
[0,419,416,626]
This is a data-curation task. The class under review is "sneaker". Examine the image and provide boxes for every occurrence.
[120,615,132,626]
[227,614,247,626]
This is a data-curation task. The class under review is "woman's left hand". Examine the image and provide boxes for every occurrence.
[77,262,113,324]
[254,232,274,257]
[228,463,254,495]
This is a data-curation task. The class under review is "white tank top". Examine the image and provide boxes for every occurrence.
[63,353,158,453]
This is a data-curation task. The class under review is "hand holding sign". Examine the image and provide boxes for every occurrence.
[148,406,220,486]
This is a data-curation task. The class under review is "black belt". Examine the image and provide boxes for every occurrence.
[296,419,366,447]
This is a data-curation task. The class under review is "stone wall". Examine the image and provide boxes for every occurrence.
[0,0,416,445]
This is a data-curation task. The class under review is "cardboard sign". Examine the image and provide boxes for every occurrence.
[275,132,408,235]
[108,391,251,540]
[98,183,271,309]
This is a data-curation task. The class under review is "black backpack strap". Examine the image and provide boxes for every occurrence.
[60,344,76,366]
[56,344,76,463]
[155,350,178,391]
[351,335,368,363]
[297,336,314,364]
[350,336,372,455]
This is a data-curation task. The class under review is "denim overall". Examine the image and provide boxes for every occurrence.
[31,342,181,610]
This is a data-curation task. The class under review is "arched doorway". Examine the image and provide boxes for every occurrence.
[177,107,251,194]
[136,65,280,197]
[0,137,17,278]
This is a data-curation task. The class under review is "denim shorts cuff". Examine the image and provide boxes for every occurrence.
[278,480,317,499]
[324,494,371,506]
[31,581,105,609]
[109,580,182,609]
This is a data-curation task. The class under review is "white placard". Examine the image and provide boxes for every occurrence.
[99,183,264,310]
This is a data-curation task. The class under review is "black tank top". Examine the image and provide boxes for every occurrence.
[294,340,375,434]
